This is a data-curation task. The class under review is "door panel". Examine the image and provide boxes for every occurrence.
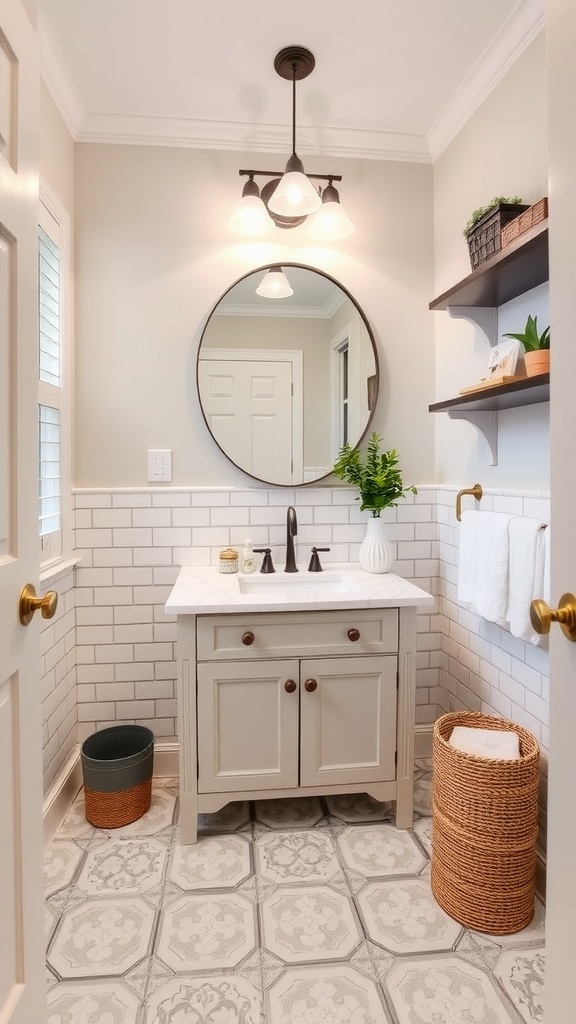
[0,3,45,1022]
[300,655,397,787]
[197,660,299,792]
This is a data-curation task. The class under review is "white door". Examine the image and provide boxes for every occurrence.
[542,1,576,1017]
[198,351,298,482]
[0,2,47,1022]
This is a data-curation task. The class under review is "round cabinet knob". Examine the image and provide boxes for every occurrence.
[304,678,317,692]
[347,628,361,642]
[284,679,297,693]
[241,630,255,646]
[530,593,576,641]
[19,583,58,626]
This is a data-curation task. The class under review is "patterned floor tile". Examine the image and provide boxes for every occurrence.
[385,956,520,1024]
[350,939,396,982]
[337,823,427,877]
[268,964,392,1023]
[261,885,362,962]
[254,796,323,829]
[358,879,462,954]
[198,801,251,833]
[48,897,155,978]
[156,892,256,971]
[144,975,262,1024]
[456,931,502,971]
[168,833,252,889]
[46,980,142,1023]
[44,840,85,896]
[106,788,177,837]
[56,794,97,841]
[495,947,545,1023]
[413,814,433,854]
[325,793,393,823]
[255,830,340,884]
[76,838,167,895]
[236,947,286,993]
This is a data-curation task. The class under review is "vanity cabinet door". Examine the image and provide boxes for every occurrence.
[197,659,299,793]
[299,655,397,788]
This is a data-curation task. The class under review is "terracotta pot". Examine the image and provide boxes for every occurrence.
[524,350,550,377]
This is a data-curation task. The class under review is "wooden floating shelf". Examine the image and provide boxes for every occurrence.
[429,373,550,414]
[430,221,549,311]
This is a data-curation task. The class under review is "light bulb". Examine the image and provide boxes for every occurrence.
[306,183,355,240]
[255,268,294,298]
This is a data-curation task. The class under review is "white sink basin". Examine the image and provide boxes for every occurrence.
[237,572,363,597]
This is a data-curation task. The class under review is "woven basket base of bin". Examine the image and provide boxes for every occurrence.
[431,711,539,935]
[84,776,152,828]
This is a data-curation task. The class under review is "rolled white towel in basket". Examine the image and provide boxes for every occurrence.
[449,725,520,760]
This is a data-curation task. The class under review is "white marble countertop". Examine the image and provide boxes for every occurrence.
[165,563,434,615]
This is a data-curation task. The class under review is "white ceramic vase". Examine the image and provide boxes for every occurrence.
[359,516,393,573]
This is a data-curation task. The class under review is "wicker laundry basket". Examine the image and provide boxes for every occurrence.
[431,711,540,935]
[81,725,154,828]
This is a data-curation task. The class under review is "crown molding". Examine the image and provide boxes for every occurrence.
[75,114,432,163]
[39,9,85,137]
[427,0,545,161]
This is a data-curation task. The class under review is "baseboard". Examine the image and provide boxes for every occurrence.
[414,723,434,759]
[42,741,180,850]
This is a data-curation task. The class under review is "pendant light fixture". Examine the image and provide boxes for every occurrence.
[255,267,294,298]
[228,46,355,240]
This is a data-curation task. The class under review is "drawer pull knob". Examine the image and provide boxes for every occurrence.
[242,630,255,646]
[347,628,361,642]
[304,678,317,692]
[284,679,297,693]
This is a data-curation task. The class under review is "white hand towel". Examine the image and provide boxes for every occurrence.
[506,518,547,642]
[457,510,512,624]
[449,725,520,760]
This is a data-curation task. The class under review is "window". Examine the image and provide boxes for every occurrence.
[38,186,70,567]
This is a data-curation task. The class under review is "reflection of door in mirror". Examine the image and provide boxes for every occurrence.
[196,265,378,486]
[197,349,302,484]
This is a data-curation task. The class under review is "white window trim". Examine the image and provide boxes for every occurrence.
[39,180,72,571]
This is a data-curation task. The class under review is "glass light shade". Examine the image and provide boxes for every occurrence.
[228,195,275,236]
[255,268,294,298]
[306,200,355,240]
[267,170,322,217]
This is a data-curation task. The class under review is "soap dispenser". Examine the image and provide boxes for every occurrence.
[240,538,256,574]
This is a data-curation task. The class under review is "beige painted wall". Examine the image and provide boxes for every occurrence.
[39,81,74,211]
[73,145,435,487]
[432,33,550,487]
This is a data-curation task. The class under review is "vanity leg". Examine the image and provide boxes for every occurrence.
[178,792,198,844]
[395,608,416,830]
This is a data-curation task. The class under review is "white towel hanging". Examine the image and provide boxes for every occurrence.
[506,517,547,643]
[457,510,512,624]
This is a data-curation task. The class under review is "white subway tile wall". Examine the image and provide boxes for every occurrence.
[40,484,550,850]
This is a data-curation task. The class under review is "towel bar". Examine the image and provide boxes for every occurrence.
[455,483,483,522]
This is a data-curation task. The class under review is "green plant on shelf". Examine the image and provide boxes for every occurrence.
[504,314,550,351]
[463,195,523,236]
[332,432,417,517]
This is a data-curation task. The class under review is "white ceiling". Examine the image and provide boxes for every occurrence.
[38,0,544,162]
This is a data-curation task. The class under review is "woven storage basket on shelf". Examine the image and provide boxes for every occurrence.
[466,203,529,270]
[501,197,548,248]
[431,711,540,935]
[82,724,154,828]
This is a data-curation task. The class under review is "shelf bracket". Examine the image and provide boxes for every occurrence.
[448,306,498,345]
[448,410,498,465]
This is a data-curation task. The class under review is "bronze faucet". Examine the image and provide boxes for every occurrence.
[285,506,298,572]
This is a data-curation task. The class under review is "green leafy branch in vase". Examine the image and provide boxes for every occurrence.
[332,432,417,517]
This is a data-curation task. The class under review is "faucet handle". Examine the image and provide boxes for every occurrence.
[308,547,330,572]
[254,548,275,573]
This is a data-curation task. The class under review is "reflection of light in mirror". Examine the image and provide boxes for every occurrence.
[255,268,294,298]
[197,264,378,487]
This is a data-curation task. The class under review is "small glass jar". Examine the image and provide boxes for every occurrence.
[219,548,239,573]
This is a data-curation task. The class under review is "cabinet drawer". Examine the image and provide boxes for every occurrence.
[197,608,398,661]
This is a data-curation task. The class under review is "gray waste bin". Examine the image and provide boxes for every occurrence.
[81,724,154,828]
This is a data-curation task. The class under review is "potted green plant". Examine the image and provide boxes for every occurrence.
[503,314,550,377]
[332,432,416,573]
[463,195,527,270]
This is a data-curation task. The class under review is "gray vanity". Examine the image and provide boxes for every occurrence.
[166,564,433,844]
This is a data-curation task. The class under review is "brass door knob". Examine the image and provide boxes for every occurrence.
[304,678,317,692]
[530,593,576,641]
[347,628,360,642]
[284,679,297,693]
[19,583,58,626]
[242,631,255,646]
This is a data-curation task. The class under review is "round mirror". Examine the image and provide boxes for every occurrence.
[197,264,378,486]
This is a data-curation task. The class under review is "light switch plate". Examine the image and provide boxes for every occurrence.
[147,449,172,482]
